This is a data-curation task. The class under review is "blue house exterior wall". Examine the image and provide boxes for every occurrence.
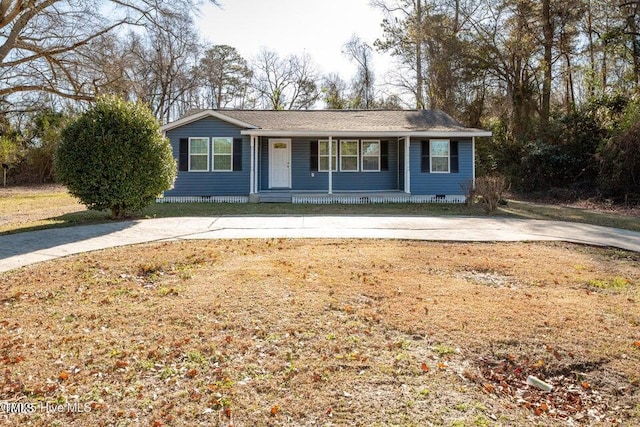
[162,116,476,198]
[164,117,250,196]
[409,139,473,195]
[259,138,399,192]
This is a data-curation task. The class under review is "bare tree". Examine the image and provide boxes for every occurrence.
[372,0,468,112]
[372,0,426,109]
[197,45,252,109]
[0,0,218,112]
[321,73,350,109]
[144,15,202,123]
[252,49,320,110]
[343,34,376,109]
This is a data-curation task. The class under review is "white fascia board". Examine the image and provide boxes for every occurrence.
[161,110,259,132]
[241,130,492,138]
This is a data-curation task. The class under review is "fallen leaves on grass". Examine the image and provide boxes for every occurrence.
[472,354,611,422]
[0,239,638,426]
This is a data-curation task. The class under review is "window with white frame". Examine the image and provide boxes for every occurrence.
[212,137,233,171]
[318,140,338,171]
[361,140,380,171]
[340,140,359,171]
[430,139,450,173]
[189,137,209,171]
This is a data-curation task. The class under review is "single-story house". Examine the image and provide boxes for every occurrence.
[159,109,492,203]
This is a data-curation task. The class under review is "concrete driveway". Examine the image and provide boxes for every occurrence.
[1,216,639,273]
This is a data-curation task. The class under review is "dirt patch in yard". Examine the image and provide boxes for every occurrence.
[1,240,639,426]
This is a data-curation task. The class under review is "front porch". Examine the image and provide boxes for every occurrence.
[250,136,406,195]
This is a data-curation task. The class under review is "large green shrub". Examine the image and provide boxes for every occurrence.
[55,97,176,218]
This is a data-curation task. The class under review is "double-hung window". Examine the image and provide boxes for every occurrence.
[189,137,209,171]
[361,140,380,172]
[318,140,338,171]
[430,139,450,173]
[212,137,233,171]
[340,140,359,172]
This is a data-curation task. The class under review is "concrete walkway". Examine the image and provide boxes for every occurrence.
[1,216,639,273]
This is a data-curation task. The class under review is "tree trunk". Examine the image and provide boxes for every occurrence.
[587,0,596,97]
[629,3,640,88]
[602,43,608,91]
[415,0,425,109]
[541,0,553,125]
[454,0,460,32]
[566,53,576,112]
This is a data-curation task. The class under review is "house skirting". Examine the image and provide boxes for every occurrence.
[156,196,249,203]
[156,194,466,204]
[292,194,466,204]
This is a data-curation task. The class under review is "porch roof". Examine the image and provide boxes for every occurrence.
[162,109,492,138]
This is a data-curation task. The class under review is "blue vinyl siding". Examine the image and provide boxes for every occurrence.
[164,117,250,196]
[163,115,475,197]
[260,138,399,192]
[409,139,473,195]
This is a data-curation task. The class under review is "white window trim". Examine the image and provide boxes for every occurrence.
[212,137,233,172]
[318,139,338,172]
[188,137,209,172]
[430,139,450,174]
[340,139,359,172]
[361,140,381,172]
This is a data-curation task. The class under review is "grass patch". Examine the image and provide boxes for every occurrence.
[433,344,457,358]
[1,240,638,426]
[588,276,632,291]
[2,186,639,235]
[500,199,640,232]
[0,186,484,235]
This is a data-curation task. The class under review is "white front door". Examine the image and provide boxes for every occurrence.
[269,139,291,188]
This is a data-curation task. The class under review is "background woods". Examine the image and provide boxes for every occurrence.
[1,0,639,203]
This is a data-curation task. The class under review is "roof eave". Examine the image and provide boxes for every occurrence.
[241,130,493,138]
[161,110,259,132]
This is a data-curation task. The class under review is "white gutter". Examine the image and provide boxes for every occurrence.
[240,130,492,138]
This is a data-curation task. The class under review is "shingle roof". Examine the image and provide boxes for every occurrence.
[162,109,491,137]
[218,109,470,132]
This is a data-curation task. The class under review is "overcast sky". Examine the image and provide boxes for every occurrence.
[195,0,393,83]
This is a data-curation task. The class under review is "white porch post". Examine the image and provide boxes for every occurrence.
[249,136,255,194]
[255,137,260,193]
[404,136,411,194]
[328,136,333,195]
[472,136,476,187]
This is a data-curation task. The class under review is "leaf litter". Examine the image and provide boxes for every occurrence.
[0,239,638,426]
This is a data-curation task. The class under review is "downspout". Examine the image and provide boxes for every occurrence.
[328,136,333,194]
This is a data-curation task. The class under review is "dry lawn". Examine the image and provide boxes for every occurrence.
[1,240,639,426]
[0,185,85,233]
